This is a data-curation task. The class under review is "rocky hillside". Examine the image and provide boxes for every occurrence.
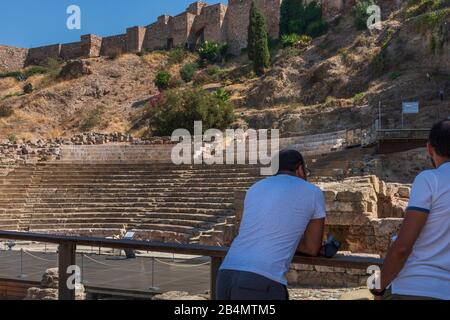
[1,1,449,141]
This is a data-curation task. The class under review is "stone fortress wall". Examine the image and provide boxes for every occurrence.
[0,0,364,71]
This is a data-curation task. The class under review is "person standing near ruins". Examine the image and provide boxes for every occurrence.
[372,119,450,300]
[216,149,326,300]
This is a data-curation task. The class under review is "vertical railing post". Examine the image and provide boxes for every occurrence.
[210,256,222,300]
[58,242,77,300]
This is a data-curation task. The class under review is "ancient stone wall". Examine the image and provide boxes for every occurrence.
[171,13,195,48]
[60,42,82,60]
[226,0,281,55]
[1,0,360,68]
[190,3,228,46]
[0,46,28,72]
[26,44,61,66]
[144,15,172,50]
[100,34,128,57]
[126,27,147,53]
[80,34,102,58]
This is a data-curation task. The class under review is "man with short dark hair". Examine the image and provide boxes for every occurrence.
[216,150,326,300]
[372,119,450,300]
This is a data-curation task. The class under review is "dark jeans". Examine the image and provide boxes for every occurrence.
[216,269,289,300]
[383,288,441,300]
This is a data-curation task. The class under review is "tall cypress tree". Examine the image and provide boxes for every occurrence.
[253,10,270,75]
[247,0,258,61]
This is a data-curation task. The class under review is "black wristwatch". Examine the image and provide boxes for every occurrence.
[370,288,386,297]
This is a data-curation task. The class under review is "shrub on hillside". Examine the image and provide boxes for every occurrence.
[168,47,188,65]
[389,71,401,80]
[198,41,228,65]
[214,88,231,102]
[154,71,171,90]
[371,51,387,76]
[24,66,48,78]
[280,0,327,38]
[280,34,312,47]
[281,34,301,47]
[80,106,105,132]
[206,66,224,76]
[45,58,63,79]
[352,0,376,30]
[306,20,328,38]
[180,63,198,82]
[406,0,449,18]
[107,47,123,60]
[0,66,48,81]
[0,105,13,118]
[7,134,17,143]
[147,88,235,136]
[23,83,33,94]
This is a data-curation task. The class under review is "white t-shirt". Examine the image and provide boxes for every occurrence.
[220,174,326,285]
[391,162,450,300]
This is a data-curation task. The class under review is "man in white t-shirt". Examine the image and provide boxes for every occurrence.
[216,150,326,300]
[372,119,450,300]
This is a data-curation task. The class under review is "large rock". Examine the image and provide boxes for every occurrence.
[24,268,86,300]
[41,267,59,289]
[58,60,92,81]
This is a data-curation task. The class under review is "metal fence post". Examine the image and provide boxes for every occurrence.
[58,242,77,300]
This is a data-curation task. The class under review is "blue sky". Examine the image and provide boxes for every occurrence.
[0,0,226,48]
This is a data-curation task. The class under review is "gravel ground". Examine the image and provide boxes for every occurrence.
[288,287,368,300]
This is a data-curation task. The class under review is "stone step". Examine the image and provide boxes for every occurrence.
[33,172,257,178]
[19,196,233,204]
[0,219,20,224]
[0,179,32,183]
[34,177,257,183]
[28,206,232,214]
[28,217,211,228]
[16,191,237,198]
[24,212,220,221]
[0,187,30,192]
[26,186,250,192]
[0,209,24,214]
[29,179,253,185]
[34,167,260,174]
[27,201,232,209]
[37,163,259,168]
[27,222,197,234]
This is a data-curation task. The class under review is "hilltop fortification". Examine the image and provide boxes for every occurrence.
[0,0,362,71]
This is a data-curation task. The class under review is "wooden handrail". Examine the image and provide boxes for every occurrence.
[0,231,383,300]
[0,231,228,257]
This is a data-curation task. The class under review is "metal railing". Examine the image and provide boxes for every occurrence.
[0,231,383,300]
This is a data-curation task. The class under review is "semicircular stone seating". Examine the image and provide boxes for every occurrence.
[0,162,261,245]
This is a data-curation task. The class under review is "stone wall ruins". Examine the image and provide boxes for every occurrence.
[0,46,28,72]
[0,0,358,69]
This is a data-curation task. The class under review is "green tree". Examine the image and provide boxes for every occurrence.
[148,88,235,136]
[249,5,270,75]
[280,0,305,36]
[279,0,327,37]
[247,0,258,61]
[352,0,376,30]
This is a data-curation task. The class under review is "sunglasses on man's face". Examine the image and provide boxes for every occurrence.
[296,164,312,177]
[303,166,312,177]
